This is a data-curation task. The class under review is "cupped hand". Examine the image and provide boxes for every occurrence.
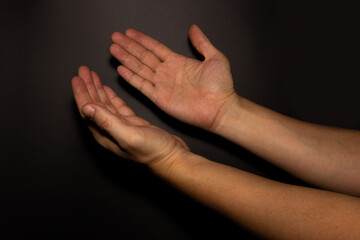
[71,66,189,166]
[110,24,236,131]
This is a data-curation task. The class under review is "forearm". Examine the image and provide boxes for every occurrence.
[149,152,360,240]
[212,95,360,195]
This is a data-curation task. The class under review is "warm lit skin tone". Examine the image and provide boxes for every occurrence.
[72,24,360,239]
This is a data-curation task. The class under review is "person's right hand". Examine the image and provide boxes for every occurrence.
[71,66,190,167]
[110,24,236,131]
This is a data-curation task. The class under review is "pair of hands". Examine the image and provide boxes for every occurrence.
[72,24,236,166]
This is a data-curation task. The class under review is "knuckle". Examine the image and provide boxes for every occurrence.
[127,132,144,149]
[92,95,101,103]
[150,41,161,52]
[103,98,112,106]
[135,62,145,74]
[99,117,112,130]
[137,79,146,91]
[128,71,136,82]
[122,56,131,65]
[139,50,151,61]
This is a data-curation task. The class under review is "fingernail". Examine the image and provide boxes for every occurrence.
[82,105,95,118]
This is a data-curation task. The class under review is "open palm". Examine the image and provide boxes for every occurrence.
[110,24,235,130]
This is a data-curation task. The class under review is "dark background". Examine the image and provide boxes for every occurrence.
[1,0,359,239]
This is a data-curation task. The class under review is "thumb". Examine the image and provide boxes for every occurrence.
[81,104,127,142]
[188,24,218,59]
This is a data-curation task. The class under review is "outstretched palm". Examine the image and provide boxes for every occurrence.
[110,24,235,130]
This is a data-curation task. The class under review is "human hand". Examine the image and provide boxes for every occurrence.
[110,24,236,131]
[71,66,189,166]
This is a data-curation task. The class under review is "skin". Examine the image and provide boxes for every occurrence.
[72,24,360,239]
[109,24,236,130]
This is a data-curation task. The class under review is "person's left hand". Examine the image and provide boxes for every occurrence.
[71,66,189,167]
[110,25,236,131]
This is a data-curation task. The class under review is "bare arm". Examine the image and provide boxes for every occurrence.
[155,152,360,240]
[213,96,360,196]
[71,68,360,239]
[110,24,360,196]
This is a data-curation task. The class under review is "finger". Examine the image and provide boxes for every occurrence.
[121,115,150,126]
[81,104,132,145]
[78,66,101,103]
[110,44,155,82]
[87,126,129,159]
[91,71,111,104]
[117,65,154,101]
[71,76,93,118]
[188,24,218,59]
[103,85,136,116]
[91,71,118,114]
[173,135,190,151]
[111,32,161,71]
[125,28,174,62]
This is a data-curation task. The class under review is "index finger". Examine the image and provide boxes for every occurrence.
[71,76,93,118]
[125,29,174,62]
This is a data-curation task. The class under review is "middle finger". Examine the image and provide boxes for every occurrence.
[111,32,161,71]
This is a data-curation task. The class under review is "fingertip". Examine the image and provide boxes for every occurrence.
[190,24,207,40]
[116,65,131,80]
[125,28,140,39]
[71,75,80,85]
[117,65,124,72]
[71,75,79,83]
[188,24,219,59]
[189,24,203,35]
[90,70,99,78]
[78,65,89,73]
[71,76,78,89]
[82,104,121,132]
[71,76,85,91]
[109,43,121,54]
[117,65,125,75]
[111,31,121,41]
[111,31,129,44]
[81,104,95,119]
[103,85,111,91]
[109,43,116,54]
[78,66,92,80]
[189,24,198,32]
[103,85,113,93]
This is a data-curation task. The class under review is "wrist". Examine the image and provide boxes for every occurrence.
[148,148,207,183]
[147,147,193,176]
[210,94,244,134]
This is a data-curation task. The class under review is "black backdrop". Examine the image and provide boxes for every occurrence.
[1,1,359,239]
